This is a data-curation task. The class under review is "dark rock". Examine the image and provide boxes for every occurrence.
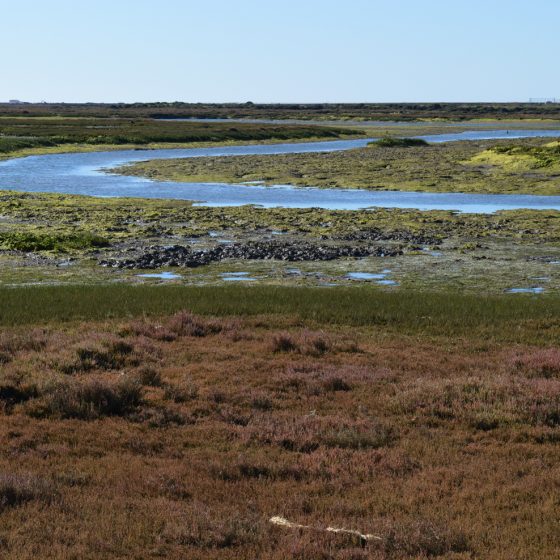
[99,241,403,269]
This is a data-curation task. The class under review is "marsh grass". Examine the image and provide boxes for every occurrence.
[0,311,557,557]
[1,285,559,344]
[0,231,109,252]
[0,117,356,156]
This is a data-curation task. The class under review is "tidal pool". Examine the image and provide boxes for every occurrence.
[346,272,387,280]
[345,271,398,285]
[221,272,256,282]
[506,287,545,294]
[137,272,182,280]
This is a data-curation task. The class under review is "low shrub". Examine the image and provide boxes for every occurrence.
[245,415,396,453]
[322,424,395,450]
[0,473,56,510]
[133,365,163,387]
[163,382,198,403]
[58,338,138,374]
[32,378,142,419]
[381,518,470,557]
[301,331,332,356]
[509,348,560,378]
[126,311,223,340]
[321,377,352,392]
[162,504,264,549]
[370,137,429,148]
[271,333,299,353]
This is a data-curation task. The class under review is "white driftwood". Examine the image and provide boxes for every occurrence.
[269,516,382,545]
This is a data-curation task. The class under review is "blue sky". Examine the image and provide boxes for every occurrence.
[2,0,558,103]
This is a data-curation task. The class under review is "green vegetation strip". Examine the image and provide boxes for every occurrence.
[0,117,358,156]
[1,285,558,341]
[2,101,560,120]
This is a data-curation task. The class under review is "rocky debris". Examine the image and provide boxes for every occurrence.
[99,241,403,269]
[328,229,440,245]
[526,255,560,263]
[0,251,69,267]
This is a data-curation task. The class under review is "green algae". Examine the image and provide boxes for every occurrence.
[115,138,560,195]
[0,191,559,294]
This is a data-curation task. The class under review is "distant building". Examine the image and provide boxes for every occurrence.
[8,99,24,104]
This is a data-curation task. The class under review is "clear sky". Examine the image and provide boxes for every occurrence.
[2,0,558,103]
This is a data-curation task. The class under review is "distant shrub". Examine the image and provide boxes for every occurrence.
[134,366,163,387]
[525,398,560,427]
[323,424,395,450]
[0,473,56,510]
[246,415,396,453]
[381,519,470,557]
[271,333,299,353]
[126,311,223,340]
[509,348,560,378]
[0,137,55,153]
[270,331,332,355]
[166,311,223,337]
[163,382,198,403]
[0,329,49,368]
[370,137,429,148]
[251,396,274,411]
[59,338,137,374]
[301,331,331,356]
[211,460,304,482]
[33,378,142,419]
[0,381,38,411]
[322,376,352,392]
[161,504,264,549]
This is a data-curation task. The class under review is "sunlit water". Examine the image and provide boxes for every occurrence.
[1,130,560,213]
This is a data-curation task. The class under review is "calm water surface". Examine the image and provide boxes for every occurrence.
[1,130,560,213]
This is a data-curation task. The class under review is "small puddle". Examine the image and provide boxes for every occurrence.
[346,272,387,280]
[345,271,398,286]
[138,272,182,280]
[422,247,443,257]
[506,287,544,294]
[376,279,399,286]
[208,231,233,243]
[221,272,256,282]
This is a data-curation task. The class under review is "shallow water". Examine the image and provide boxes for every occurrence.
[506,287,545,294]
[137,272,182,280]
[422,248,443,257]
[220,272,256,282]
[345,271,397,285]
[2,131,560,212]
[346,272,387,280]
